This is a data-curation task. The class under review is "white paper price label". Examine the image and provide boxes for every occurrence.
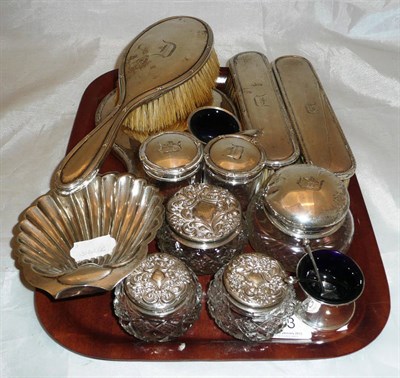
[273,314,314,340]
[70,235,116,262]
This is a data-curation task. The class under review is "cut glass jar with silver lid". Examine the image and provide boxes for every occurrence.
[203,134,266,212]
[113,253,202,342]
[246,164,354,273]
[207,252,296,342]
[139,131,203,200]
[157,183,247,275]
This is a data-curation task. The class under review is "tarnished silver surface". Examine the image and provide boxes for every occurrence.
[272,55,356,183]
[52,16,216,195]
[166,183,242,249]
[94,87,237,177]
[227,51,300,169]
[262,164,350,239]
[212,88,238,115]
[207,253,296,341]
[204,134,265,184]
[113,253,202,342]
[139,131,203,182]
[223,253,289,313]
[122,253,198,316]
[15,174,164,299]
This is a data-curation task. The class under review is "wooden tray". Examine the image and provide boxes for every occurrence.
[34,69,390,360]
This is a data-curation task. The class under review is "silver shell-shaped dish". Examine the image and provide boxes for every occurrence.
[15,173,164,299]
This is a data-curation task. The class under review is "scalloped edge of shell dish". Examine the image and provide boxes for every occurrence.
[15,173,164,299]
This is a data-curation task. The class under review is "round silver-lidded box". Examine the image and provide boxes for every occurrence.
[157,183,247,275]
[246,164,354,272]
[113,253,202,342]
[139,131,203,199]
[203,134,266,212]
[207,252,296,342]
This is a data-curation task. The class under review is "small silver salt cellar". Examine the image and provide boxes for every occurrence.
[139,131,203,200]
[246,164,354,272]
[113,253,202,342]
[203,134,266,212]
[157,183,247,275]
[207,252,296,342]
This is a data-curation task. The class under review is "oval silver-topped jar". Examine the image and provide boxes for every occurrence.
[246,164,354,272]
[139,131,203,200]
[207,252,296,341]
[113,253,202,342]
[203,134,266,212]
[157,183,247,275]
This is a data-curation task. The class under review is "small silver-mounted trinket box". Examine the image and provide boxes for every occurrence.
[203,134,266,212]
[139,131,204,200]
[157,183,247,275]
[246,164,354,272]
[207,252,296,342]
[113,253,202,342]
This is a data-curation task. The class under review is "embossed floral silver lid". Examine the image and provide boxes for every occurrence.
[223,253,289,314]
[166,183,242,249]
[139,131,203,182]
[123,253,197,316]
[262,164,350,239]
[204,134,265,184]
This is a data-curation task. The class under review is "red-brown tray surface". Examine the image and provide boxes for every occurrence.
[34,69,390,361]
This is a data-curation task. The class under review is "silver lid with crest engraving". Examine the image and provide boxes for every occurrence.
[262,164,350,239]
[139,131,203,182]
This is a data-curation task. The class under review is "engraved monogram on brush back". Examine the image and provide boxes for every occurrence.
[223,253,288,310]
[125,253,193,315]
[166,183,242,244]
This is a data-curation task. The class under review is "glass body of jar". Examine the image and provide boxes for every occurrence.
[247,195,354,272]
[157,223,247,275]
[113,253,202,342]
[207,253,296,341]
[139,131,204,201]
[157,183,247,275]
[203,134,266,213]
[246,164,354,273]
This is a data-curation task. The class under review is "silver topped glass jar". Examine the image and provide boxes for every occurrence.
[113,253,202,342]
[246,164,354,272]
[207,252,296,341]
[157,183,247,275]
[139,131,203,200]
[203,134,266,212]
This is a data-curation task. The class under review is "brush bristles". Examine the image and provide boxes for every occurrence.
[122,49,220,142]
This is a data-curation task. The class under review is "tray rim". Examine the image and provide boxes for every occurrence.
[33,68,391,361]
